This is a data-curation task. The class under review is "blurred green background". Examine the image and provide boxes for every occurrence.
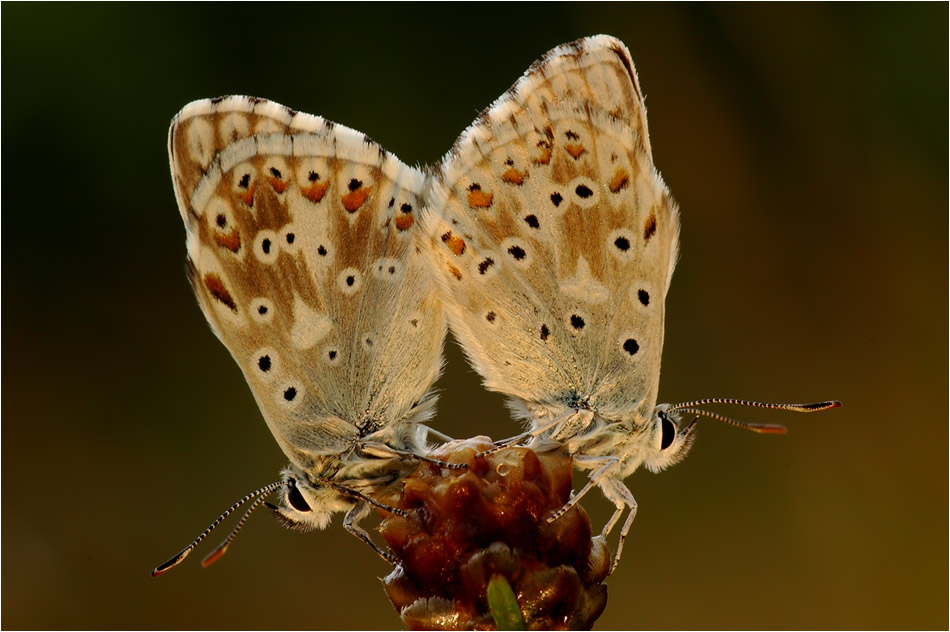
[3,4,946,629]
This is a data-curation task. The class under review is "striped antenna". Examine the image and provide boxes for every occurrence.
[667,399,840,434]
[151,480,286,577]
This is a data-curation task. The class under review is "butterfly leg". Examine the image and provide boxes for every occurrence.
[343,501,399,565]
[600,477,638,574]
[545,454,620,524]
[477,410,586,458]
[423,426,456,444]
[360,441,465,469]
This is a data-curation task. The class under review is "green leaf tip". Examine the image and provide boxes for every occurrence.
[487,573,526,631]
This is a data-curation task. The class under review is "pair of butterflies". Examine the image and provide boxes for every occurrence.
[154,35,837,577]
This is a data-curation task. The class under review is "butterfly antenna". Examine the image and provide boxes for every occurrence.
[667,399,840,434]
[151,480,286,577]
[201,493,270,568]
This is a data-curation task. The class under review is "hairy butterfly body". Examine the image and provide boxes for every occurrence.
[156,97,445,574]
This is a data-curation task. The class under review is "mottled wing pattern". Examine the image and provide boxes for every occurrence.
[169,97,444,470]
[422,35,678,426]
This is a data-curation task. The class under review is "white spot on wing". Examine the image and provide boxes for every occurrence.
[337,268,362,295]
[218,113,250,145]
[253,230,279,264]
[186,118,214,169]
[290,295,332,350]
[251,347,280,381]
[250,297,275,323]
[560,256,609,304]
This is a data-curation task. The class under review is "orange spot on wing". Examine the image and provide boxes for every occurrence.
[203,273,236,311]
[501,167,527,185]
[395,213,414,231]
[342,186,372,212]
[609,169,630,193]
[303,180,329,203]
[467,185,493,209]
[239,181,256,206]
[267,176,289,193]
[565,144,586,159]
[448,264,462,280]
[441,231,466,256]
[533,141,552,165]
[644,210,657,241]
[214,229,241,253]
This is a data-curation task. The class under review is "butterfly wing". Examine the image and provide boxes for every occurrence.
[422,36,678,425]
[169,97,444,470]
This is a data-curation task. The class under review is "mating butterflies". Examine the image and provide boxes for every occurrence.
[156,35,838,576]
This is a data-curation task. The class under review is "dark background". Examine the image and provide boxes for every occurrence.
[3,4,946,629]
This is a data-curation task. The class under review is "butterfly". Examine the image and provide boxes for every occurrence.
[421,34,839,572]
[154,97,450,575]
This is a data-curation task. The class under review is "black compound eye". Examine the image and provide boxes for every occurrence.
[660,417,676,450]
[287,480,312,512]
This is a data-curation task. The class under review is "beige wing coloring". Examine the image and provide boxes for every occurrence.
[169,97,445,469]
[422,35,678,425]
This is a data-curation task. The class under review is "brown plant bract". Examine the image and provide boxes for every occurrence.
[378,437,609,630]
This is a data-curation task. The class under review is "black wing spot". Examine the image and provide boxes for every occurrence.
[540,324,550,340]
[478,258,495,274]
[283,386,297,401]
[317,245,327,256]
[508,245,526,261]
[551,192,563,207]
[637,290,650,306]
[216,214,227,227]
[525,215,540,229]
[614,236,630,251]
[308,171,320,182]
[270,167,282,179]
[261,238,272,255]
[623,338,640,355]
[258,355,272,372]
[486,311,497,323]
[575,184,593,199]
[239,173,251,189]
[348,178,362,191]
[285,233,295,245]
[570,314,585,330]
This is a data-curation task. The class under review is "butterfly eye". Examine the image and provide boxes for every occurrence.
[287,480,312,512]
[660,417,676,450]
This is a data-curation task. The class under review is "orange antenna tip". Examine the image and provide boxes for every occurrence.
[201,546,229,568]
[748,423,788,435]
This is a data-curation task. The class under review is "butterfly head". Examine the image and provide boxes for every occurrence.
[270,467,355,531]
[639,398,840,474]
[640,404,698,473]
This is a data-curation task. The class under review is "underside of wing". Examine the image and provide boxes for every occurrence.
[422,36,678,424]
[169,97,444,468]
